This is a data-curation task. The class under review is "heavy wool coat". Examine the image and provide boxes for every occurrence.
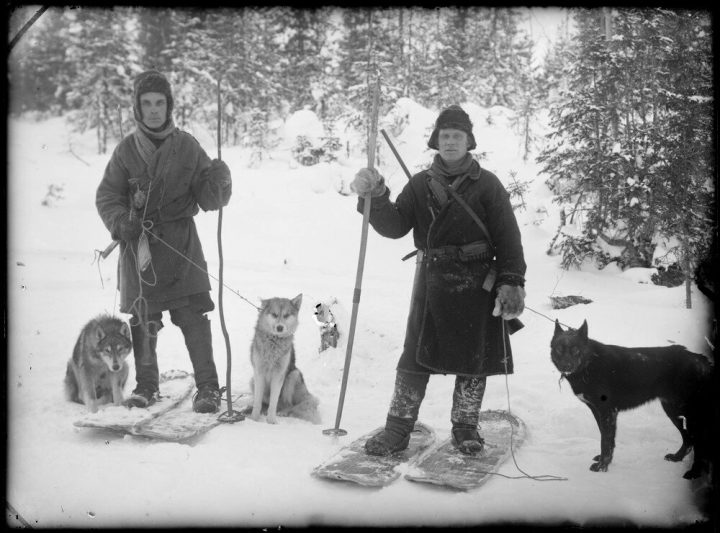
[358,161,526,377]
[96,130,230,315]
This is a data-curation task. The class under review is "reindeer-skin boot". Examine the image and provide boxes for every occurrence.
[450,375,487,455]
[364,371,429,456]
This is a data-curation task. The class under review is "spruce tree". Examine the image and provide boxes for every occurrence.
[64,7,135,153]
[539,8,714,294]
[646,10,714,307]
[8,7,75,115]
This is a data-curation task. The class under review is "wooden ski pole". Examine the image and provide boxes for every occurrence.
[324,78,381,437]
[215,75,244,423]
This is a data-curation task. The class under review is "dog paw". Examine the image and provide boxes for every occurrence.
[250,411,262,422]
[266,416,278,424]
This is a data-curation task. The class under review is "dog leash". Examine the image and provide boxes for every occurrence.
[524,305,573,330]
[496,318,568,482]
[139,227,261,311]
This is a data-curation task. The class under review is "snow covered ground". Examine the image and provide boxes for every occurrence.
[6,102,714,528]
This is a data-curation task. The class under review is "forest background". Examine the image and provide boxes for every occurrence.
[6,6,716,302]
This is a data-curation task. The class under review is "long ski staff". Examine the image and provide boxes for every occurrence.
[323,78,381,437]
[215,75,244,424]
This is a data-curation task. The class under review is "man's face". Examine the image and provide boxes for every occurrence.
[140,92,167,129]
[438,128,469,162]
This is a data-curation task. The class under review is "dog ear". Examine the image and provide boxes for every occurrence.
[579,319,588,340]
[292,293,303,309]
[91,320,107,343]
[120,321,131,340]
[553,319,563,337]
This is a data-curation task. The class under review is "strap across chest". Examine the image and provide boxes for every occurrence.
[426,172,495,252]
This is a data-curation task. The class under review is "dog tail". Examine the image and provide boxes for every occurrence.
[283,396,321,424]
[280,369,321,424]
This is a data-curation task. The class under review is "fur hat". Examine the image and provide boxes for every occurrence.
[133,70,174,122]
[427,105,476,151]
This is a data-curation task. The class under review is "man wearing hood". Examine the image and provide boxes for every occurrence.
[96,70,231,413]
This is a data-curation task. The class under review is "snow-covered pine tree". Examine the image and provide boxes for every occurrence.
[8,7,74,115]
[396,8,442,108]
[432,8,471,108]
[481,8,529,109]
[242,8,286,161]
[64,7,135,154]
[509,13,541,162]
[643,10,714,308]
[134,7,175,73]
[169,9,241,146]
[537,14,573,106]
[387,8,414,101]
[280,8,332,116]
[539,8,714,288]
[336,9,381,161]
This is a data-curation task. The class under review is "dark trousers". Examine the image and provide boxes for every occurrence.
[131,305,219,391]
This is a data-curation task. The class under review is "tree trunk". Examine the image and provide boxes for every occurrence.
[682,246,693,309]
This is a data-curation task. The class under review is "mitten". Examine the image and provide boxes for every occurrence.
[205,159,232,187]
[351,167,386,197]
[116,216,143,242]
[492,284,526,320]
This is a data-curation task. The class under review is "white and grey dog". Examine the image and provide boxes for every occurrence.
[249,294,320,424]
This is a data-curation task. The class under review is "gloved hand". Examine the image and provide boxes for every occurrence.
[116,216,143,242]
[351,167,386,197]
[492,284,526,320]
[204,159,232,188]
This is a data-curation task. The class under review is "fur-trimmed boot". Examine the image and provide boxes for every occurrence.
[365,371,429,456]
[450,375,487,455]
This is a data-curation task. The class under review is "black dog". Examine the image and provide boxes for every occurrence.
[551,319,712,479]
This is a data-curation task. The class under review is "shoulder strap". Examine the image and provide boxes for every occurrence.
[430,175,495,251]
[426,170,469,207]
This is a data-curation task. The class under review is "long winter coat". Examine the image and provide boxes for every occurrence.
[358,161,526,377]
[96,130,230,315]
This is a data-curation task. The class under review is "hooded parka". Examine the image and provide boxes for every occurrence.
[96,130,230,315]
[358,159,525,377]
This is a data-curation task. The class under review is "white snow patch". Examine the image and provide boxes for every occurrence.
[6,105,712,529]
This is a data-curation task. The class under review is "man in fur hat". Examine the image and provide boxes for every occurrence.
[96,70,232,413]
[351,105,526,455]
